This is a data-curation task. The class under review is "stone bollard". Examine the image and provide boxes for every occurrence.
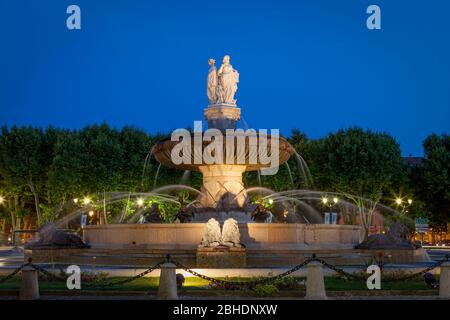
[439,262,450,299]
[157,262,178,300]
[19,265,40,300]
[305,261,327,300]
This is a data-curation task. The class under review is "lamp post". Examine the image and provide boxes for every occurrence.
[321,196,339,224]
[395,197,412,214]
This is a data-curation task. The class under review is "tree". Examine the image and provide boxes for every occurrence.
[0,126,55,226]
[308,127,407,238]
[412,134,450,226]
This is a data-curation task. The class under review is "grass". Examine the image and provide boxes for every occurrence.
[0,275,437,293]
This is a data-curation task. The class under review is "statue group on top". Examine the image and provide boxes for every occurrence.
[207,55,239,106]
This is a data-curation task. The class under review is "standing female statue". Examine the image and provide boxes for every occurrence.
[206,58,218,105]
[217,55,239,105]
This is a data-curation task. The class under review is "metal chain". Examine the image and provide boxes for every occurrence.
[0,263,29,284]
[171,254,449,288]
[1,259,165,289]
[312,256,449,282]
[311,258,368,281]
[171,257,314,288]
[1,254,447,289]
[30,263,67,282]
[83,261,164,288]
[384,259,446,282]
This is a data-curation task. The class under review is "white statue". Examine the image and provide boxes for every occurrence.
[207,55,239,106]
[217,55,239,105]
[221,218,241,247]
[200,218,221,247]
[206,58,218,105]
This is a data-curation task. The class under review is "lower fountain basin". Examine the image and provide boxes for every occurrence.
[81,223,362,249]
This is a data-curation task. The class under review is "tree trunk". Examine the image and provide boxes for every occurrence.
[28,179,41,225]
[11,197,17,231]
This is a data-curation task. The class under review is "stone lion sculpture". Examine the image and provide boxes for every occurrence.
[26,223,89,249]
[355,222,414,249]
[221,218,243,247]
[199,218,222,247]
[199,218,244,248]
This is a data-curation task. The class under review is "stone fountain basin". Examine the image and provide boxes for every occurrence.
[26,224,430,266]
[151,133,294,171]
[81,223,361,249]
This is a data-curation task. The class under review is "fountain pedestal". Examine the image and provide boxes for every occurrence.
[204,105,241,130]
[196,246,246,268]
[197,164,247,208]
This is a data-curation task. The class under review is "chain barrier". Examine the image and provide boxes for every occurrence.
[0,258,165,289]
[169,253,449,288]
[311,257,367,281]
[0,263,29,284]
[171,256,314,288]
[30,263,67,282]
[1,254,448,289]
[310,254,449,283]
[381,258,447,282]
[83,261,164,288]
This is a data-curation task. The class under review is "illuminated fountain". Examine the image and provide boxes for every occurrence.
[27,55,428,267]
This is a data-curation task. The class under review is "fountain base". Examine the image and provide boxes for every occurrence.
[196,246,246,268]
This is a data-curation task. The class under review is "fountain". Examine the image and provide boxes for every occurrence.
[27,55,427,267]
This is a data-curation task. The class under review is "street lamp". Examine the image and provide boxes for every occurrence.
[82,197,91,206]
[395,197,412,214]
[0,195,4,205]
[321,195,339,224]
[136,198,144,207]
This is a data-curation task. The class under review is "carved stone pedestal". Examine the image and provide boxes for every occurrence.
[196,246,246,268]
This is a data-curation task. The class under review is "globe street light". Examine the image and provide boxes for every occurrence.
[82,197,91,206]
[395,197,412,214]
[136,198,144,207]
[321,195,339,224]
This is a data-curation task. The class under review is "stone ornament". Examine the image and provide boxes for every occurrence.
[199,217,243,247]
[200,218,222,247]
[221,218,241,247]
[26,223,89,249]
[206,58,218,105]
[207,55,239,106]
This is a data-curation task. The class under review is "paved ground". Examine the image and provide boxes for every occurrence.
[0,247,24,268]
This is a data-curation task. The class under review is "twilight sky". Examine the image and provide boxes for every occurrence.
[0,0,449,156]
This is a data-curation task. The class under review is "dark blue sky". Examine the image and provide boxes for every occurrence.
[1,0,449,156]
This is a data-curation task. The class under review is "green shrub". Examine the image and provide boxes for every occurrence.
[253,284,279,297]
[272,276,305,290]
